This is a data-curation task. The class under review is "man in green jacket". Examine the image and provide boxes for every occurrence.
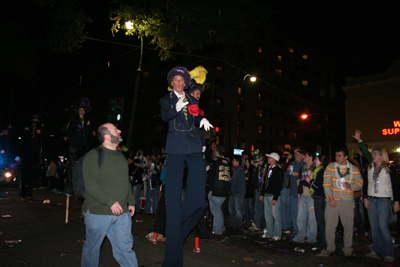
[81,123,138,267]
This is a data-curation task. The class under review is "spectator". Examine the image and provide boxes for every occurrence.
[311,154,329,250]
[81,123,137,267]
[292,151,317,244]
[259,152,284,241]
[285,147,305,235]
[280,149,293,233]
[319,146,363,257]
[207,146,231,235]
[229,155,246,228]
[144,159,160,215]
[250,149,267,231]
[243,157,255,225]
[132,158,144,213]
[363,147,399,263]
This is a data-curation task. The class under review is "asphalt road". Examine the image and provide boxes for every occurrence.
[0,184,398,267]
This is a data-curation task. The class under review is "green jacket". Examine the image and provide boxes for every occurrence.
[83,145,135,215]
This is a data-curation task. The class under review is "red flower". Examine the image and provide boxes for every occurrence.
[187,104,200,116]
[199,110,204,116]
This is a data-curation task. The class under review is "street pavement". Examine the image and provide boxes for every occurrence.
[1,184,398,267]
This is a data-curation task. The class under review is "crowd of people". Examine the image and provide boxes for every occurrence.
[9,65,400,266]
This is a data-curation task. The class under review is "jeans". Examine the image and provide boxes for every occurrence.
[208,191,226,234]
[254,190,264,229]
[263,195,281,238]
[293,196,317,243]
[133,184,143,213]
[144,187,159,213]
[367,198,395,258]
[290,195,299,234]
[280,188,291,230]
[82,211,138,267]
[243,197,254,222]
[313,196,326,249]
[229,193,245,227]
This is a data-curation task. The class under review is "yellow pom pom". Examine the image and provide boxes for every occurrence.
[167,86,173,91]
[189,66,208,85]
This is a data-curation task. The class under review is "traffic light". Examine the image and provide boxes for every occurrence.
[212,127,219,133]
[108,97,124,123]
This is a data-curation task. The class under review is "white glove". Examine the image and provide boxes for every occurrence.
[202,146,206,153]
[200,118,213,131]
[176,97,188,112]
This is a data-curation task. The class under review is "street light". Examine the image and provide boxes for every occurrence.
[125,21,143,149]
[301,112,331,161]
[237,74,256,149]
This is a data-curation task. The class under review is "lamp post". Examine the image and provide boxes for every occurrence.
[237,74,256,148]
[125,21,143,149]
[301,113,331,161]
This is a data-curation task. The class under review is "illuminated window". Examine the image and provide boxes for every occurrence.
[278,144,284,152]
[302,80,309,86]
[258,46,263,53]
[256,124,264,134]
[256,108,264,117]
[143,71,149,77]
[302,54,308,60]
[289,131,297,139]
[257,92,266,100]
[288,47,294,53]
[277,55,282,61]
[238,87,242,94]
[215,136,220,145]
[217,65,223,71]
[275,69,282,75]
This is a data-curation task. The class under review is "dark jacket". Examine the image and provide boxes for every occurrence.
[231,165,246,194]
[312,166,326,197]
[260,165,284,201]
[65,115,94,147]
[207,156,231,197]
[159,92,205,154]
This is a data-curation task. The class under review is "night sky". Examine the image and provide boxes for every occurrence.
[1,0,399,157]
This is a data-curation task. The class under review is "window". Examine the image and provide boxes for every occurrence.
[215,136,220,145]
[217,65,223,71]
[275,69,282,75]
[277,112,287,122]
[289,131,297,139]
[302,80,309,86]
[215,97,224,108]
[278,144,284,153]
[238,87,242,94]
[276,128,284,137]
[256,124,265,134]
[258,46,263,53]
[143,71,149,77]
[302,54,308,60]
[288,47,294,53]
[256,108,264,117]
[256,58,266,68]
[257,92,266,100]
[277,55,282,61]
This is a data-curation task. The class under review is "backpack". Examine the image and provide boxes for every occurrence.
[72,146,104,200]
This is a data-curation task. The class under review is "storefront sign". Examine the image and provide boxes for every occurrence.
[382,121,400,135]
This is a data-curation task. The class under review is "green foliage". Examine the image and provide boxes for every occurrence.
[110,0,272,60]
[37,0,92,54]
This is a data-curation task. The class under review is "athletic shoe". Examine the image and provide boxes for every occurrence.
[365,251,382,260]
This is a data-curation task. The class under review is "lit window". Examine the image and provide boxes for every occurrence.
[238,87,242,94]
[143,71,149,77]
[275,69,282,75]
[256,108,264,117]
[215,136,220,145]
[289,131,297,139]
[258,46,262,53]
[277,55,282,61]
[217,65,223,71]
[216,99,221,104]
[257,125,263,134]
[302,54,308,60]
[288,47,294,53]
[302,80,309,86]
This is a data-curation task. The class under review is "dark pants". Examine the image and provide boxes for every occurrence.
[154,187,166,236]
[313,196,326,249]
[354,197,365,236]
[163,153,206,267]
[20,162,36,198]
[66,145,86,195]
